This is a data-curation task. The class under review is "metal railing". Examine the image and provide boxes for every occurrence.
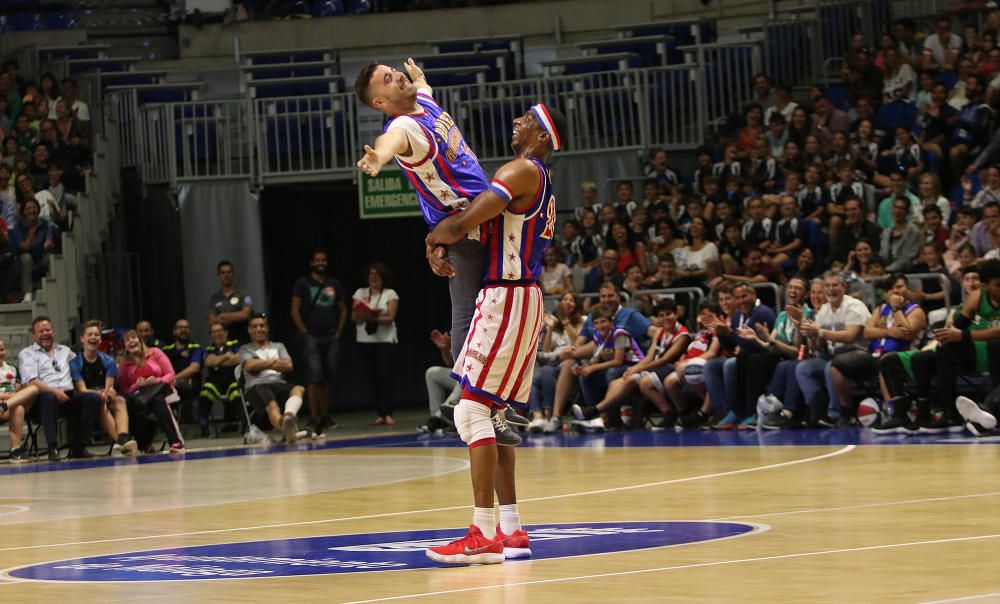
[762,19,819,89]
[680,41,761,128]
[256,92,358,181]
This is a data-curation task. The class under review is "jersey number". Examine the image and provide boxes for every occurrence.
[540,196,556,240]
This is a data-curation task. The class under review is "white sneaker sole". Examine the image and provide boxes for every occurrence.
[503,547,532,559]
[956,396,997,431]
[121,440,138,455]
[425,550,505,564]
[570,404,586,421]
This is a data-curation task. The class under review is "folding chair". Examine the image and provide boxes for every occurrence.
[234,365,268,445]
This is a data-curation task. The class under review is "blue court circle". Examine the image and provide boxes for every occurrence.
[7,521,763,582]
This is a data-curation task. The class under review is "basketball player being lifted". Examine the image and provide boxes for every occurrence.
[354,58,528,439]
[422,104,567,564]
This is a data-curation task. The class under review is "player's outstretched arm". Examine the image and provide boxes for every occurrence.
[425,159,536,246]
[357,128,409,177]
[403,57,431,96]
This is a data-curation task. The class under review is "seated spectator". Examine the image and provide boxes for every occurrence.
[19,316,102,461]
[747,276,809,429]
[117,329,183,453]
[549,282,653,428]
[796,164,828,226]
[905,260,1000,432]
[44,164,74,231]
[569,305,645,429]
[28,143,50,191]
[628,206,650,244]
[882,47,916,103]
[970,200,1000,256]
[712,142,743,186]
[9,197,56,303]
[529,293,584,433]
[740,197,774,248]
[197,322,241,438]
[0,163,14,222]
[559,219,581,266]
[161,318,205,423]
[828,273,927,424]
[240,313,306,444]
[752,73,777,109]
[53,98,90,153]
[845,48,883,106]
[712,245,779,289]
[14,173,55,220]
[597,204,618,241]
[918,82,960,162]
[608,180,635,221]
[36,73,57,118]
[71,320,136,455]
[707,281,777,429]
[788,106,813,148]
[765,112,789,160]
[575,300,691,430]
[49,78,90,123]
[0,338,39,463]
[717,220,744,274]
[876,129,924,189]
[540,247,573,296]
[796,271,873,426]
[582,249,623,302]
[949,74,992,177]
[11,114,36,151]
[647,218,683,260]
[964,165,1000,209]
[421,329,460,435]
[811,95,851,146]
[880,197,923,272]
[573,208,604,269]
[911,242,953,314]
[737,103,764,155]
[921,204,950,247]
[136,319,166,349]
[922,16,962,73]
[641,301,724,429]
[692,146,715,194]
[764,82,799,125]
[877,170,921,228]
[768,196,807,268]
[851,118,881,181]
[621,264,649,311]
[646,149,680,186]
[671,216,719,287]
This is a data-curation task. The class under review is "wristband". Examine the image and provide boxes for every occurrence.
[963,329,973,345]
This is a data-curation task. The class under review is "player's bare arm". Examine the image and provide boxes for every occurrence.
[426,159,538,246]
[357,128,411,177]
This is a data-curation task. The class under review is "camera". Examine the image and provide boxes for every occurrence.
[364,320,378,335]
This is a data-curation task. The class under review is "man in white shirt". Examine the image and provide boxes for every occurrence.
[795,272,872,426]
[47,77,90,122]
[18,316,102,461]
[922,17,962,73]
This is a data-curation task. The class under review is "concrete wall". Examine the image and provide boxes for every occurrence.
[177,0,809,61]
[0,30,86,60]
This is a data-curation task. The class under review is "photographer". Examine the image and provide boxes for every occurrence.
[352,262,399,426]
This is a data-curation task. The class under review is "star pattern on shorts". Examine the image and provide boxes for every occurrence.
[475,341,482,349]
[507,233,516,242]
[507,253,516,262]
[487,313,494,320]
[491,298,498,305]
[481,326,488,334]
[507,271,516,279]
[424,172,436,182]
[465,363,473,372]
[440,189,453,201]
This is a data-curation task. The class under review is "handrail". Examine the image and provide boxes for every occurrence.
[905,272,954,319]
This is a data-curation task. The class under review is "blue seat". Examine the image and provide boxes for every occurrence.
[824,83,847,110]
[345,0,371,14]
[10,12,41,31]
[876,101,917,140]
[312,0,343,17]
[45,10,75,30]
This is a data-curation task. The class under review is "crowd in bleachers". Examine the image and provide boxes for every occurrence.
[0,57,90,303]
[418,13,1000,439]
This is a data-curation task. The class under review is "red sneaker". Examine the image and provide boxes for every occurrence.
[496,524,532,559]
[425,525,505,565]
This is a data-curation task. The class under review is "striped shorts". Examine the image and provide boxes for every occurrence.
[451,283,544,408]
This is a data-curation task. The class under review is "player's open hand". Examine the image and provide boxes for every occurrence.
[427,243,456,278]
[404,57,425,83]
[357,145,381,177]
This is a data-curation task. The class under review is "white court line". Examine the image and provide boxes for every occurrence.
[0,506,29,518]
[0,444,855,553]
[922,593,1000,603]
[710,489,1000,522]
[340,533,1000,604]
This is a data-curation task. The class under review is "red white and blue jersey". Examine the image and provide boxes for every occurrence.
[384,89,489,228]
[481,158,557,284]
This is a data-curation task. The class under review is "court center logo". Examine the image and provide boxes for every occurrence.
[6,521,765,582]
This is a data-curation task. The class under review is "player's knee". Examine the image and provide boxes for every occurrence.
[454,399,495,447]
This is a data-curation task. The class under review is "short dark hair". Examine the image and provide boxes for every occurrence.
[698,300,723,316]
[31,315,52,331]
[980,259,1000,283]
[653,299,679,315]
[617,180,633,189]
[83,319,103,331]
[217,260,233,273]
[923,204,942,217]
[250,312,269,323]
[354,62,380,108]
[590,305,614,321]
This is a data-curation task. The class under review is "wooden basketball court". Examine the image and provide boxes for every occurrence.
[1,428,999,602]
